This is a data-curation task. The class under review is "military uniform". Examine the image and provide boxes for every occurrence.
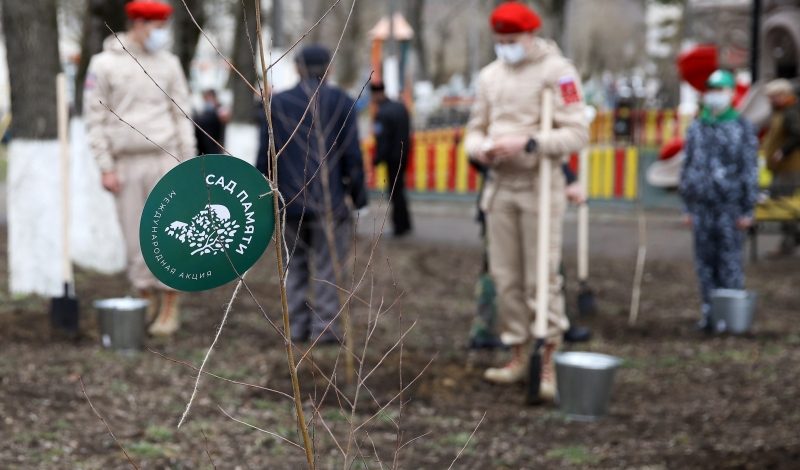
[84,33,196,290]
[465,38,588,347]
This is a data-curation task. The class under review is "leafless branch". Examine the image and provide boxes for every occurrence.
[218,405,304,449]
[447,412,486,470]
[79,377,140,470]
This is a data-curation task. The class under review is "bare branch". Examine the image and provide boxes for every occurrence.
[218,405,303,449]
[147,348,294,401]
[447,412,487,470]
[178,276,245,428]
[79,377,140,470]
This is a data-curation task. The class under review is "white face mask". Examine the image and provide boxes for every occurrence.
[494,42,527,65]
[703,90,733,113]
[144,27,170,53]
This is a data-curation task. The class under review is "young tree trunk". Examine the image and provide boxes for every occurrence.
[230,0,259,123]
[74,0,127,115]
[171,0,207,77]
[2,0,62,138]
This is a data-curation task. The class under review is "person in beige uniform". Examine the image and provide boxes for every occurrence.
[464,2,588,399]
[84,1,196,336]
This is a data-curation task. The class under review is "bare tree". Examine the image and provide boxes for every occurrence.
[333,0,362,88]
[171,0,207,77]
[229,0,259,123]
[406,0,427,80]
[2,0,61,138]
[74,0,127,115]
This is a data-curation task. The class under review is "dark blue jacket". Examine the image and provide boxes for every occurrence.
[256,79,367,219]
[679,115,759,217]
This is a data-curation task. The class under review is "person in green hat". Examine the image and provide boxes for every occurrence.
[679,69,759,333]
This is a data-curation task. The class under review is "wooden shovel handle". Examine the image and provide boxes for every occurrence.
[56,73,72,284]
[534,89,554,341]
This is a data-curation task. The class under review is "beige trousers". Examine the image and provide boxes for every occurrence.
[114,153,179,290]
[483,175,569,345]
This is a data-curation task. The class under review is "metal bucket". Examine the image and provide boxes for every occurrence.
[93,298,148,352]
[554,352,622,421]
[711,289,757,335]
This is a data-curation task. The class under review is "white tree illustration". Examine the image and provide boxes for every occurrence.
[165,204,240,256]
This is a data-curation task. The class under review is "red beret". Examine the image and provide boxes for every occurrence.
[125,1,173,21]
[676,45,718,92]
[490,2,541,34]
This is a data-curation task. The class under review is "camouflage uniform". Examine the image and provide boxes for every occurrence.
[679,111,759,321]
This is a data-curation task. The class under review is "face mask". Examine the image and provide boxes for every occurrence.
[703,90,733,113]
[494,42,526,65]
[144,27,170,53]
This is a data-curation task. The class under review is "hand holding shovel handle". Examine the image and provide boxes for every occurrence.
[527,88,554,405]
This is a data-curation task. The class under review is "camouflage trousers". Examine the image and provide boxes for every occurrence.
[690,209,745,317]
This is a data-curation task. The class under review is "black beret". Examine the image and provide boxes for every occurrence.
[295,45,331,68]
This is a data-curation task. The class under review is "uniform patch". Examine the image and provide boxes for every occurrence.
[84,73,97,91]
[558,76,580,105]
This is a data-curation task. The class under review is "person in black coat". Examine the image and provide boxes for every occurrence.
[194,89,228,155]
[370,81,413,236]
[256,45,367,343]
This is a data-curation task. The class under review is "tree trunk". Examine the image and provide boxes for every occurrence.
[74,0,127,115]
[407,0,428,80]
[171,0,207,77]
[230,0,259,123]
[2,0,61,139]
[334,0,361,88]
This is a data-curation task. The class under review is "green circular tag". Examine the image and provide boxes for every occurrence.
[140,154,274,291]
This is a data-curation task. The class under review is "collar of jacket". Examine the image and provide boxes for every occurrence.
[699,106,739,124]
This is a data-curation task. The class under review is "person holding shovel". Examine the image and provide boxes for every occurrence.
[84,1,196,336]
[464,2,588,400]
[679,70,758,333]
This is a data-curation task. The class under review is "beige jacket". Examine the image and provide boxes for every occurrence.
[465,38,588,185]
[84,34,196,172]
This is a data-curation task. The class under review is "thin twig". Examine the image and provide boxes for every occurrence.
[178,276,245,428]
[447,412,486,470]
[218,405,303,449]
[147,348,293,401]
[200,428,218,470]
[79,377,140,470]
[99,101,179,161]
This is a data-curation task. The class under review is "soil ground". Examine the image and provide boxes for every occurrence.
[1,204,799,469]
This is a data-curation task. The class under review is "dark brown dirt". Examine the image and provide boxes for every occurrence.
[1,227,799,469]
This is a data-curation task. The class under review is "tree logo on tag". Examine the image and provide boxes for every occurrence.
[140,155,274,291]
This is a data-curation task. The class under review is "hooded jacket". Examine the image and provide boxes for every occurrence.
[84,33,196,172]
[464,38,588,185]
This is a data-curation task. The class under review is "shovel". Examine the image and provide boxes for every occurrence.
[49,73,79,336]
[576,148,596,316]
[527,88,555,405]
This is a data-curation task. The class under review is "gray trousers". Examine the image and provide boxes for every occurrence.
[284,216,351,341]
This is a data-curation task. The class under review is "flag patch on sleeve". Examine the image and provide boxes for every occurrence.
[558,76,581,104]
[84,73,97,90]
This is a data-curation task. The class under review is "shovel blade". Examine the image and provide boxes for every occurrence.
[526,341,544,405]
[577,285,597,316]
[50,295,80,334]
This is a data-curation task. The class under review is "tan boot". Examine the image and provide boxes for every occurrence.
[484,345,527,384]
[149,291,181,336]
[137,289,159,325]
[539,340,560,401]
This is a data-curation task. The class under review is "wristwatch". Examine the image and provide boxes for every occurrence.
[525,137,538,153]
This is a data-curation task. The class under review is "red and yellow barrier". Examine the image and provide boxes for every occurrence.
[364,128,640,201]
[589,109,692,147]
[364,129,482,194]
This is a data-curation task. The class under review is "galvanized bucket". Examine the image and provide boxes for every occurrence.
[93,298,148,353]
[711,289,757,335]
[554,352,623,421]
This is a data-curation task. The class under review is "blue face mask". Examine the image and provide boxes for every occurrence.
[145,27,170,53]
